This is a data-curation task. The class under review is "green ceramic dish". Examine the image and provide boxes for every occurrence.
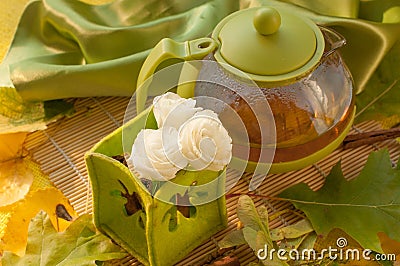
[85,107,227,266]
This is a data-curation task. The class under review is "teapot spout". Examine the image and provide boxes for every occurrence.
[320,26,347,58]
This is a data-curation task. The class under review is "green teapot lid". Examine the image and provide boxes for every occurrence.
[212,7,325,83]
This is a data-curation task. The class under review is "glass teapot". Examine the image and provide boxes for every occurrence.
[135,6,355,174]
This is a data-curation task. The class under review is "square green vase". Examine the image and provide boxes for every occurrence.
[85,107,228,266]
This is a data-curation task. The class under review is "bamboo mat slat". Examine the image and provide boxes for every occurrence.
[24,96,400,266]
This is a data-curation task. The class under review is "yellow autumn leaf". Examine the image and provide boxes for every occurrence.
[0,158,33,207]
[0,154,53,208]
[0,187,77,257]
[22,155,53,191]
[0,87,49,134]
[0,132,27,162]
[0,155,76,256]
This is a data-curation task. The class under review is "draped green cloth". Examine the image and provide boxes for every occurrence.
[1,0,400,101]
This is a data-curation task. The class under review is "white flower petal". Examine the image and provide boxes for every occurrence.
[129,128,188,181]
[178,111,232,171]
[153,92,201,128]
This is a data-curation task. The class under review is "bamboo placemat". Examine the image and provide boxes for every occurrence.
[24,96,400,265]
[5,0,396,265]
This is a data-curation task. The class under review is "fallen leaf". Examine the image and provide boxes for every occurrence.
[237,195,270,237]
[381,115,400,130]
[270,219,314,241]
[0,87,47,133]
[379,232,400,262]
[280,149,400,253]
[355,43,400,124]
[218,230,246,249]
[0,153,54,208]
[21,155,53,191]
[0,155,74,256]
[0,87,74,134]
[221,196,290,265]
[0,132,39,208]
[219,196,322,265]
[1,211,127,266]
[314,228,381,265]
[0,132,27,161]
[0,158,33,207]
[0,187,77,256]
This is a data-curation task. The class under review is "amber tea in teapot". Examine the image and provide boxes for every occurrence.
[135,6,355,173]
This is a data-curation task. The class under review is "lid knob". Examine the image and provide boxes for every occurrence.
[253,7,281,35]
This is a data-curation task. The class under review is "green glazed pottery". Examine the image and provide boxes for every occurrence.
[85,108,227,266]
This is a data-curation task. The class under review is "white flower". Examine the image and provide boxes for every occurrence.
[178,110,232,171]
[130,93,232,181]
[129,127,188,181]
[153,92,201,128]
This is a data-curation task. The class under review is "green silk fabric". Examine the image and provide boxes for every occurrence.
[1,0,400,101]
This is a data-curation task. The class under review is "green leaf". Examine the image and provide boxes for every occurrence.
[0,87,74,133]
[279,149,400,253]
[237,195,269,235]
[270,219,314,241]
[43,100,75,121]
[218,229,246,249]
[297,232,317,251]
[255,230,288,266]
[235,196,289,266]
[355,43,400,124]
[257,205,269,229]
[2,211,127,266]
[242,227,260,252]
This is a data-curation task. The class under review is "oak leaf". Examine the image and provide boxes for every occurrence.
[355,43,400,124]
[280,149,400,253]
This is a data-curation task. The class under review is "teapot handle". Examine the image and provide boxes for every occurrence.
[136,37,217,113]
[320,26,346,58]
